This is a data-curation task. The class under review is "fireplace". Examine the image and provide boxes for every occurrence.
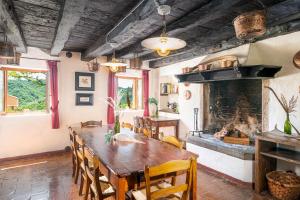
[203,79,262,140]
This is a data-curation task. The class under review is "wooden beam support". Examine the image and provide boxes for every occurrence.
[50,0,88,55]
[81,0,211,60]
[148,20,300,68]
[0,0,26,52]
[116,0,249,59]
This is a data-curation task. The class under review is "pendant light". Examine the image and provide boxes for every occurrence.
[141,5,186,57]
[102,43,127,73]
[0,31,15,59]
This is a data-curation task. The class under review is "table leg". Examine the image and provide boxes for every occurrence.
[190,160,197,200]
[116,177,127,200]
[154,125,159,139]
[175,123,179,138]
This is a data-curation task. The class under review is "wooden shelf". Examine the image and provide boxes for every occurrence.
[261,148,300,165]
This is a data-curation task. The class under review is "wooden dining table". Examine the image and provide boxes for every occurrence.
[71,125,198,200]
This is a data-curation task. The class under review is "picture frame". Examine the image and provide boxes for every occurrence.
[76,93,94,106]
[75,72,95,91]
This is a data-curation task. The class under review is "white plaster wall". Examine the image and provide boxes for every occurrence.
[152,31,300,178]
[247,32,300,175]
[187,143,254,183]
[0,50,109,159]
[156,56,206,139]
[0,49,147,159]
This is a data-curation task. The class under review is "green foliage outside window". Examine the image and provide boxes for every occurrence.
[7,71,47,113]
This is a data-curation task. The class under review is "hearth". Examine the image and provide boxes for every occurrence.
[199,79,262,144]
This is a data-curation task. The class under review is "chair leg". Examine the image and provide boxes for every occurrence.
[71,156,75,177]
[74,162,80,184]
[83,179,90,200]
[79,172,84,195]
[171,176,176,186]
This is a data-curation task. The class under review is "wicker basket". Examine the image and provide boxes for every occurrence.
[233,10,266,40]
[266,171,300,200]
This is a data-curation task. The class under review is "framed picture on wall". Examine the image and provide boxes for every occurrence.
[75,72,95,91]
[76,93,94,106]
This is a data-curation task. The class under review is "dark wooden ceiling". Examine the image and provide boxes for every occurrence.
[0,0,300,67]
[12,0,64,49]
[63,0,140,52]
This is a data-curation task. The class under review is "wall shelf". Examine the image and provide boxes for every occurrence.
[260,148,300,165]
[175,65,282,83]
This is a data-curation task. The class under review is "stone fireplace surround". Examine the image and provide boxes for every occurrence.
[186,79,268,185]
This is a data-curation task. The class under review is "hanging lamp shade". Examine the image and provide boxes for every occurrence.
[141,36,186,57]
[102,57,127,73]
[0,42,14,59]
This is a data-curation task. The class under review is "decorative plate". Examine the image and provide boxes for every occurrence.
[293,51,300,69]
[184,90,192,100]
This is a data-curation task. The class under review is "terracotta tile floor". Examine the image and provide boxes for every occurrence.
[0,153,274,200]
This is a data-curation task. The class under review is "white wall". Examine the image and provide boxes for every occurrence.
[0,49,109,159]
[151,31,300,176]
[153,56,206,139]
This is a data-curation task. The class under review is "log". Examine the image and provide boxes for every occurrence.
[0,0,26,52]
[50,0,88,55]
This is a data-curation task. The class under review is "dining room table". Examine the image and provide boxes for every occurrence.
[70,125,198,200]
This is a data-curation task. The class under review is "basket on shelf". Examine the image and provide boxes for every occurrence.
[266,171,300,200]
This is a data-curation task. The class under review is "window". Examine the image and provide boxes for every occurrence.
[0,68,48,114]
[116,76,143,110]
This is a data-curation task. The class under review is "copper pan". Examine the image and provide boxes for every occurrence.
[293,51,300,69]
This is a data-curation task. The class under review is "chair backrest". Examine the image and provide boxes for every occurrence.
[81,120,102,128]
[74,135,85,163]
[162,136,183,149]
[121,122,133,131]
[143,128,152,138]
[84,147,104,200]
[68,127,77,156]
[144,158,196,200]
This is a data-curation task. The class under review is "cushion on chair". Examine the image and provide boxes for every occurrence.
[90,182,115,195]
[99,175,109,183]
[132,182,181,200]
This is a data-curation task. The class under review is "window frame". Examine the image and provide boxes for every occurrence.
[116,75,143,110]
[0,67,49,115]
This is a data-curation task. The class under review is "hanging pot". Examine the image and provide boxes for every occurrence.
[0,42,15,59]
[233,10,266,40]
[87,58,100,72]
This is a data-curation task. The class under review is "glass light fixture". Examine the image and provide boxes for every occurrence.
[141,5,186,57]
[102,49,127,73]
[0,32,15,59]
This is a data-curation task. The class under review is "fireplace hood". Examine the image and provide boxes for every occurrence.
[175,65,282,83]
[175,44,282,83]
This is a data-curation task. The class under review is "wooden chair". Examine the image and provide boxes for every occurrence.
[132,158,197,200]
[121,122,133,131]
[84,147,115,200]
[68,127,77,177]
[162,136,183,149]
[143,118,154,138]
[81,120,102,128]
[74,135,88,196]
[133,117,140,133]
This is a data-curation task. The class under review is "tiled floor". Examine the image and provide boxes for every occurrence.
[0,153,274,200]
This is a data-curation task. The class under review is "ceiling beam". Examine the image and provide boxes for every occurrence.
[148,19,300,68]
[81,0,213,60]
[50,0,88,56]
[116,0,252,59]
[0,0,26,52]
[81,0,176,60]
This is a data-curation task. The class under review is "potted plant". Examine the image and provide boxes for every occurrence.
[148,97,159,118]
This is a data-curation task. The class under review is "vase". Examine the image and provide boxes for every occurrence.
[114,115,120,134]
[155,106,159,118]
[284,114,292,135]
